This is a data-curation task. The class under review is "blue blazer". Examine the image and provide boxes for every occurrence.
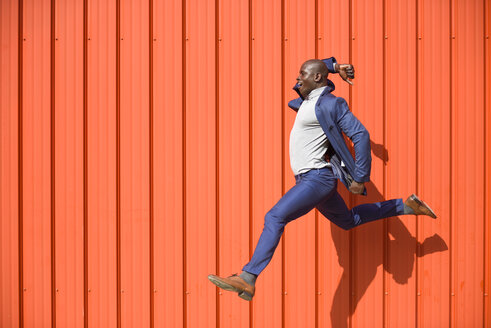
[288,57,371,195]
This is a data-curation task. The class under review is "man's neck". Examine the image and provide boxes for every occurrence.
[307,85,328,99]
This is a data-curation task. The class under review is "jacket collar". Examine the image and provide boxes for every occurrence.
[292,79,335,100]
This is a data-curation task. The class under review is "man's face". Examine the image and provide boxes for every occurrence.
[296,63,318,98]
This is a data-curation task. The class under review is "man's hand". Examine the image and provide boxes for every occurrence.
[335,63,355,85]
[349,181,365,194]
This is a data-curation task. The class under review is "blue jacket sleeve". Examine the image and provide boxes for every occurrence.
[288,97,303,111]
[323,57,337,73]
[334,98,371,182]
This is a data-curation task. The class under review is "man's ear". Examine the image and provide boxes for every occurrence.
[314,73,322,82]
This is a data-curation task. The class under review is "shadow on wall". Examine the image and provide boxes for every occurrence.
[328,140,448,328]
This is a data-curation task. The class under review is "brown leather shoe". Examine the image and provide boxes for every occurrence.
[207,273,255,301]
[405,194,437,219]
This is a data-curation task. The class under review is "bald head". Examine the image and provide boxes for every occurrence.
[301,59,329,80]
[296,59,329,98]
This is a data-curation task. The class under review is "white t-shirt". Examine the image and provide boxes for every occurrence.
[289,86,331,176]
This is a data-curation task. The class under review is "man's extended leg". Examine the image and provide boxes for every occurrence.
[208,167,338,300]
[242,168,338,275]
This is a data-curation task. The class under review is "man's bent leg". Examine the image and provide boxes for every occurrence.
[351,198,404,226]
[316,190,404,230]
[243,168,337,275]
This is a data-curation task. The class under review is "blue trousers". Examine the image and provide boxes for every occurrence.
[242,166,404,276]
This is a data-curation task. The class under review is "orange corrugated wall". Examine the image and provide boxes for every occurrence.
[1,0,490,327]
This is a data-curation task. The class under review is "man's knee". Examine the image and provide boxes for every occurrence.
[331,211,361,231]
[264,208,287,229]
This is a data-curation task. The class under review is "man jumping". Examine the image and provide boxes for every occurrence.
[208,57,436,301]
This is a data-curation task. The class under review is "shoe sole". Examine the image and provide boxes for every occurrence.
[410,194,437,219]
[207,275,253,301]
[207,275,239,292]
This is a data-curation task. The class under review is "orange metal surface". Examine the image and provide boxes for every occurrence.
[451,0,485,326]
[54,0,85,326]
[21,0,52,326]
[119,0,151,326]
[152,0,184,327]
[486,2,491,327]
[1,0,490,327]
[86,0,118,326]
[0,0,19,327]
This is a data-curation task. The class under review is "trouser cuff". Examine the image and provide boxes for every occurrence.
[396,198,405,215]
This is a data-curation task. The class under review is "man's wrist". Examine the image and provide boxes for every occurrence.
[334,63,339,72]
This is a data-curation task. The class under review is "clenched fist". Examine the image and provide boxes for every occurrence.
[335,63,355,85]
[349,180,365,195]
